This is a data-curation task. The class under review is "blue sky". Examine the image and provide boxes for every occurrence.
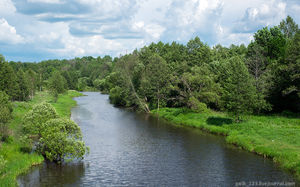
[0,0,300,62]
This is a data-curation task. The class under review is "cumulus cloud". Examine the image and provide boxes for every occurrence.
[0,0,16,15]
[0,18,24,44]
[27,0,62,4]
[1,0,300,61]
[233,0,286,33]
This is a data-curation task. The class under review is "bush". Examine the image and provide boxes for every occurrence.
[38,118,88,163]
[109,86,126,106]
[23,102,58,137]
[187,96,208,113]
[22,103,88,163]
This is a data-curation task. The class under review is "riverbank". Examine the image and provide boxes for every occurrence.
[152,108,300,180]
[0,90,83,186]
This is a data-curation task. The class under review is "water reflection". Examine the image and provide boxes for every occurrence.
[18,161,85,187]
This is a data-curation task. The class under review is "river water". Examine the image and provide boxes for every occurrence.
[18,92,298,186]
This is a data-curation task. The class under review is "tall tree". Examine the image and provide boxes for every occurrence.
[0,56,19,100]
[48,72,66,102]
[186,37,211,66]
[246,42,271,113]
[16,70,30,101]
[25,69,37,99]
[140,54,171,110]
[279,15,299,39]
[221,56,257,121]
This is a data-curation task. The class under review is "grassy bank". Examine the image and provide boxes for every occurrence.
[0,90,83,186]
[153,108,300,179]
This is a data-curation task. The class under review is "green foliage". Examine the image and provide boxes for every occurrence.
[279,15,299,39]
[140,54,171,110]
[0,155,7,175]
[0,91,13,141]
[0,57,19,100]
[48,71,67,101]
[22,95,87,164]
[221,56,257,121]
[186,36,211,66]
[22,102,58,138]
[181,65,221,108]
[16,70,30,101]
[187,96,208,113]
[77,77,88,91]
[109,86,126,106]
[39,119,87,163]
[254,26,286,60]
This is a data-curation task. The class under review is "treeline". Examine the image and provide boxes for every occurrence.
[97,16,300,118]
[0,16,299,122]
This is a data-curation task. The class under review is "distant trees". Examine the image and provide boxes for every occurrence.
[0,56,19,100]
[0,15,299,122]
[48,72,66,102]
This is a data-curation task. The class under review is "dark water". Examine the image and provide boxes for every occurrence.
[18,92,298,186]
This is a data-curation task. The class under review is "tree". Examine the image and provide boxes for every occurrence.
[25,69,37,99]
[39,119,88,163]
[186,37,211,66]
[221,56,257,121]
[279,15,299,39]
[0,91,13,141]
[253,26,286,60]
[246,42,271,113]
[16,70,30,101]
[48,72,66,102]
[180,65,221,108]
[140,54,171,110]
[0,56,19,100]
[285,30,300,98]
[115,54,150,112]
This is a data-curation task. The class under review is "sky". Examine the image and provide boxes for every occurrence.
[0,0,300,62]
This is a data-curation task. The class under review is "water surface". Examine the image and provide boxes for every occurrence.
[18,92,298,186]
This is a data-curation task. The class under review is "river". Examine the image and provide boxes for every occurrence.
[18,92,298,186]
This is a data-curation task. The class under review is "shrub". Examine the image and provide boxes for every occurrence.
[23,102,58,138]
[38,118,88,163]
[187,96,208,113]
[109,86,126,106]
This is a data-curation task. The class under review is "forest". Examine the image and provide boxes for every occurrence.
[1,16,299,115]
[0,16,300,184]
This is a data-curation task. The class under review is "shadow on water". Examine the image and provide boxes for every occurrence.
[206,117,233,126]
[18,161,85,187]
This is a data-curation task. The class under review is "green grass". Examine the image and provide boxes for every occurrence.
[153,108,300,180]
[0,90,83,186]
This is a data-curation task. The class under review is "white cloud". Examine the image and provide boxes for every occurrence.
[0,18,24,44]
[27,0,62,3]
[0,0,16,15]
[2,0,300,61]
[234,0,287,32]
